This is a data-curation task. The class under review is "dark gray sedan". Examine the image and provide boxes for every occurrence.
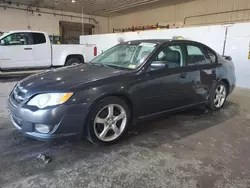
[8,39,236,145]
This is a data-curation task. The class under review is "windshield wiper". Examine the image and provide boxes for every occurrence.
[90,62,132,70]
[105,64,133,70]
[90,63,115,69]
[90,62,104,67]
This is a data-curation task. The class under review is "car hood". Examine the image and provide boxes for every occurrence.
[18,64,128,97]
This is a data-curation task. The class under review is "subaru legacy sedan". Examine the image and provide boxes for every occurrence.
[8,39,236,145]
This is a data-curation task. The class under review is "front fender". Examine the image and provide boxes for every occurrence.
[73,84,133,104]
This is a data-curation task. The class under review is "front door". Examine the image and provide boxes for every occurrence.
[136,43,194,117]
[0,32,35,69]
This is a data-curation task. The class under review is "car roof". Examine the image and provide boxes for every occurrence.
[123,39,202,45]
[124,39,170,44]
[8,30,48,34]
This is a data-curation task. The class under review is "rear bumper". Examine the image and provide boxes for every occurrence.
[228,84,235,95]
[8,98,91,141]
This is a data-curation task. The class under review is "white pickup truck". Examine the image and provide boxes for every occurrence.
[0,30,85,71]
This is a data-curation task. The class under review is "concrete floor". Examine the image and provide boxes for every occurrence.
[0,80,250,188]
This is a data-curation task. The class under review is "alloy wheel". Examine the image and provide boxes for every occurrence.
[214,84,226,108]
[94,104,127,142]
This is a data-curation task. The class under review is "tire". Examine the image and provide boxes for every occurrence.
[209,81,228,110]
[85,97,131,146]
[65,58,82,66]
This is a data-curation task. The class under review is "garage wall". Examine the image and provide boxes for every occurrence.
[0,5,109,35]
[110,0,250,30]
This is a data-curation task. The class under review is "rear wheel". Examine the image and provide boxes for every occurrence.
[209,81,227,110]
[85,97,131,146]
[65,58,82,66]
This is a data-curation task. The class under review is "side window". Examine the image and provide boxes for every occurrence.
[206,48,217,63]
[32,33,46,44]
[152,45,183,69]
[186,45,207,65]
[0,33,30,45]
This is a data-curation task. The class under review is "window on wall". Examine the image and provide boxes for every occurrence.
[32,33,46,44]
[0,33,30,45]
[186,45,207,65]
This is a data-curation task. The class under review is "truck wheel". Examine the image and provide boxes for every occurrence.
[65,58,82,66]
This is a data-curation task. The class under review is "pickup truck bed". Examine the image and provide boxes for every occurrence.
[52,44,85,66]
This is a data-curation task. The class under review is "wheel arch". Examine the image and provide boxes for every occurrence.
[220,79,230,95]
[209,78,230,99]
[88,92,134,119]
[65,54,85,65]
[83,92,134,137]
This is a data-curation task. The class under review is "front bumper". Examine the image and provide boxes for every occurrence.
[8,97,90,141]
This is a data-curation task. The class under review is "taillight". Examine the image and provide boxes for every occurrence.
[94,47,97,56]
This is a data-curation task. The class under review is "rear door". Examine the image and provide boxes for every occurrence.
[32,32,51,67]
[0,32,35,69]
[182,42,218,102]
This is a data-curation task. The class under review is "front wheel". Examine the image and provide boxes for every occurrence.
[85,97,131,146]
[209,81,228,110]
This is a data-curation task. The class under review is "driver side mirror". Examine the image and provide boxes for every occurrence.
[149,61,168,71]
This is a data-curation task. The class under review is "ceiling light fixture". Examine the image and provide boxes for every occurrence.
[72,0,76,3]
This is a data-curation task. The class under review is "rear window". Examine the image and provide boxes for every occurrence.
[32,33,46,44]
[206,48,217,63]
[186,45,207,65]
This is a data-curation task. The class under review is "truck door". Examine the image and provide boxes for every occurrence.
[0,32,35,69]
[32,32,51,67]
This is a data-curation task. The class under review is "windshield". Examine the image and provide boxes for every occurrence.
[90,42,157,70]
[0,32,9,39]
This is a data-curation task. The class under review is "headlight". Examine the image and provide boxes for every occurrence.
[27,93,73,108]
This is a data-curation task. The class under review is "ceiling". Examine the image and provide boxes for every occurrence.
[0,0,191,16]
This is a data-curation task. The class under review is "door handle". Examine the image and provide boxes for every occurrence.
[24,48,32,50]
[180,72,187,78]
